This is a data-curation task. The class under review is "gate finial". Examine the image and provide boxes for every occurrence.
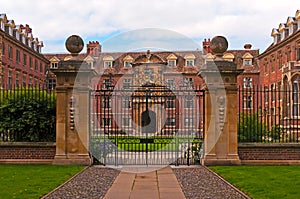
[210,36,228,60]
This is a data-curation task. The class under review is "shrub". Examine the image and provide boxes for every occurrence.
[0,88,56,142]
[238,113,267,142]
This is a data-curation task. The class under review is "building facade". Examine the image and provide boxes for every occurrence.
[0,14,48,90]
[258,10,300,137]
[46,40,259,136]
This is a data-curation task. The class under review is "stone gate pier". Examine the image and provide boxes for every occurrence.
[52,35,96,165]
[199,36,243,165]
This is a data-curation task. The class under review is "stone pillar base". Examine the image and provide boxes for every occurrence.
[202,154,241,166]
[53,154,92,165]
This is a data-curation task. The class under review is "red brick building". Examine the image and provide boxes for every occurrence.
[0,14,48,90]
[46,39,259,136]
[257,10,300,136]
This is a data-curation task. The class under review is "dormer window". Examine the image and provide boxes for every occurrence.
[285,29,289,38]
[243,59,252,66]
[186,60,194,66]
[184,54,195,66]
[168,60,176,66]
[104,61,112,68]
[84,55,95,69]
[21,35,25,44]
[204,53,215,64]
[278,23,286,40]
[287,17,296,36]
[51,62,58,69]
[223,53,234,62]
[49,56,60,69]
[242,52,253,66]
[167,54,177,67]
[124,61,131,67]
[123,55,133,68]
[103,55,114,68]
[16,31,19,40]
[9,27,13,36]
[0,21,4,30]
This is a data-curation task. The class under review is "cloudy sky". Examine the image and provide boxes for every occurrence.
[1,0,299,53]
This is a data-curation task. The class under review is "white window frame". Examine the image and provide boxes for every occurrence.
[124,61,131,67]
[243,59,252,66]
[184,77,194,87]
[0,22,4,31]
[123,79,131,89]
[166,78,175,89]
[102,79,111,89]
[168,60,176,67]
[50,62,58,69]
[243,77,253,88]
[292,79,300,117]
[186,60,194,66]
[104,61,112,68]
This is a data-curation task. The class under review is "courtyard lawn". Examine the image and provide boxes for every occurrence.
[91,136,201,152]
[0,165,85,199]
[209,166,300,199]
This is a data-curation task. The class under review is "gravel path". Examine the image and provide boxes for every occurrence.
[173,166,250,199]
[42,166,120,199]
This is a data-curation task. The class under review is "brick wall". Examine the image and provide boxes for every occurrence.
[0,142,55,160]
[239,143,300,160]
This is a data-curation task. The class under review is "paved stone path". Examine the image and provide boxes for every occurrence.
[43,166,250,199]
[104,167,185,199]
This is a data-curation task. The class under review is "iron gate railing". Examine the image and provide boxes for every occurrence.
[238,87,300,142]
[89,85,204,166]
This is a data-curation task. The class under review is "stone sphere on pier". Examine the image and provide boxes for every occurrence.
[65,35,84,55]
[210,36,228,57]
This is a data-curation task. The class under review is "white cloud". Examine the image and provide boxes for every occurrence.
[1,0,299,53]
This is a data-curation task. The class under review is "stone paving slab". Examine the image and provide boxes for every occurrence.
[104,166,185,199]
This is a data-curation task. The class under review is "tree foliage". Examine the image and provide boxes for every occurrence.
[0,89,56,142]
[238,113,267,142]
[238,113,283,142]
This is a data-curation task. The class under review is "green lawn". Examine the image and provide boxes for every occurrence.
[0,165,85,199]
[91,136,201,152]
[209,166,300,199]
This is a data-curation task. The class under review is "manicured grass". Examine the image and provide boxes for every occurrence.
[209,166,300,199]
[0,165,85,199]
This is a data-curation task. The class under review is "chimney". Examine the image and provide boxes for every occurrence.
[244,44,252,50]
[202,38,211,54]
[87,41,101,56]
[20,24,32,33]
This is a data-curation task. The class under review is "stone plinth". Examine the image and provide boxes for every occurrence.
[51,59,96,165]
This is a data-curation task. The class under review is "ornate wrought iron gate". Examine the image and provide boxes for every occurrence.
[89,85,204,166]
